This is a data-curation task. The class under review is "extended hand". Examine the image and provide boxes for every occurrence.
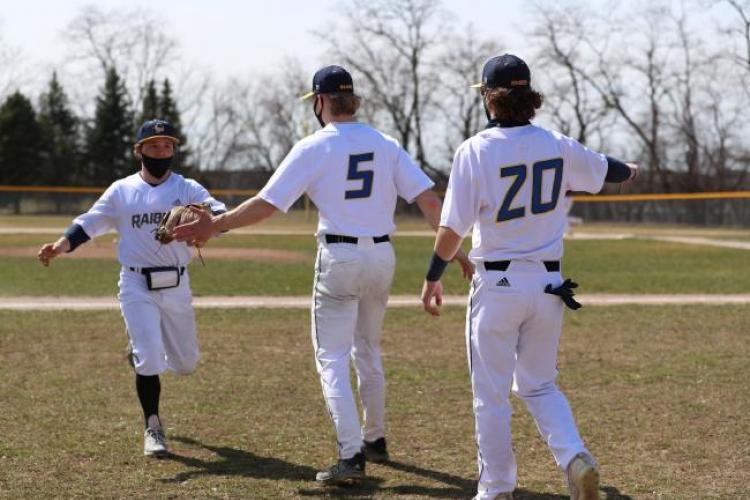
[37,242,63,267]
[421,279,444,316]
[624,163,639,186]
[172,206,216,244]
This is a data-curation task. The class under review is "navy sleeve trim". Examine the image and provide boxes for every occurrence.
[63,224,91,252]
[605,156,632,183]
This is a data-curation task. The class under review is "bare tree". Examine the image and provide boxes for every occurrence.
[0,28,29,101]
[189,60,310,172]
[318,0,447,176]
[435,27,502,167]
[719,0,750,69]
[63,7,179,109]
[529,2,612,146]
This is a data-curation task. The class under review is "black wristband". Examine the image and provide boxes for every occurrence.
[605,156,632,183]
[63,223,90,252]
[426,252,450,282]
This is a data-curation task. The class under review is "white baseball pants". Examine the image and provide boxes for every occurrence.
[467,261,590,499]
[311,237,396,459]
[118,267,200,376]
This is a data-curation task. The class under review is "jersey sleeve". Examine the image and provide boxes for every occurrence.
[561,135,608,194]
[393,146,435,203]
[72,184,119,239]
[440,143,480,237]
[187,180,227,213]
[258,142,319,213]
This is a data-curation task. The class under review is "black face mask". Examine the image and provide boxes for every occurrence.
[313,95,325,128]
[142,154,173,179]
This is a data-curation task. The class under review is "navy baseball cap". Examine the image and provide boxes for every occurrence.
[300,65,355,100]
[471,54,531,90]
[135,119,181,145]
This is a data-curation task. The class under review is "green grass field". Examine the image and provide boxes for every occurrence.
[1,305,748,498]
[2,232,750,296]
[1,216,749,498]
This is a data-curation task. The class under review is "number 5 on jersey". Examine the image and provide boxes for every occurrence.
[497,158,563,222]
[345,153,374,199]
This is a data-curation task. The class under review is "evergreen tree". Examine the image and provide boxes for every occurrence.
[138,79,159,127]
[0,91,43,185]
[159,78,193,173]
[159,78,182,133]
[85,67,134,185]
[38,72,79,185]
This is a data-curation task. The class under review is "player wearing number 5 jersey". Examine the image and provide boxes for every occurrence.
[421,54,637,500]
[173,65,473,485]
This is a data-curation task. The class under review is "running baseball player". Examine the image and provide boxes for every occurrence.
[37,119,226,457]
[172,65,473,484]
[420,54,638,500]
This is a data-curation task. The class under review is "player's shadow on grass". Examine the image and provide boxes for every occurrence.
[298,459,633,499]
[160,435,320,484]
[162,437,632,500]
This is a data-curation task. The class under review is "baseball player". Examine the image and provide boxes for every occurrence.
[37,119,226,457]
[420,54,638,500]
[172,65,473,484]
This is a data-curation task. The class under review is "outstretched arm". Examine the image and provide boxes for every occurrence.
[172,196,278,244]
[605,157,638,183]
[37,223,90,266]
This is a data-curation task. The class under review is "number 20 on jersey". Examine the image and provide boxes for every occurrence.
[496,158,563,222]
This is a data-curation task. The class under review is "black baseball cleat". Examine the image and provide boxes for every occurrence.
[364,437,389,463]
[315,452,365,485]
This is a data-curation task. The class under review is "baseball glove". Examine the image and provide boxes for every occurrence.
[155,203,211,265]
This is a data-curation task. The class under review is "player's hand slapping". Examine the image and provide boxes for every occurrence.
[172,206,216,247]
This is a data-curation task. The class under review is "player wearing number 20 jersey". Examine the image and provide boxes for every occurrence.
[421,54,637,500]
[443,125,606,263]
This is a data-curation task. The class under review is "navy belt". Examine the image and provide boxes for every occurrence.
[128,266,186,275]
[484,260,560,272]
[325,234,390,244]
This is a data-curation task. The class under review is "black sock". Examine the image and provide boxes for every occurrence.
[135,374,161,428]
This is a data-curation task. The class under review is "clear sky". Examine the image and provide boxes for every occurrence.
[2,0,736,84]
[1,0,546,80]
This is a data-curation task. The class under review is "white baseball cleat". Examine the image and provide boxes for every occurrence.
[473,493,513,500]
[566,452,600,500]
[144,427,168,456]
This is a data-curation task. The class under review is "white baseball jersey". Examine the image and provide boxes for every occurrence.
[258,122,434,236]
[73,172,226,268]
[441,125,607,262]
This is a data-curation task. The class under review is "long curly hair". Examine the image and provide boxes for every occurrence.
[484,86,544,123]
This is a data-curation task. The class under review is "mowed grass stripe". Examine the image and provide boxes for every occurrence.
[0,305,748,498]
[2,235,749,296]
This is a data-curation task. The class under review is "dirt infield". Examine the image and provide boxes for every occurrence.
[3,293,750,310]
[0,243,309,262]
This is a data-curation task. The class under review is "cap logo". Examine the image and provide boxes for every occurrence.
[510,80,528,86]
[154,123,165,133]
